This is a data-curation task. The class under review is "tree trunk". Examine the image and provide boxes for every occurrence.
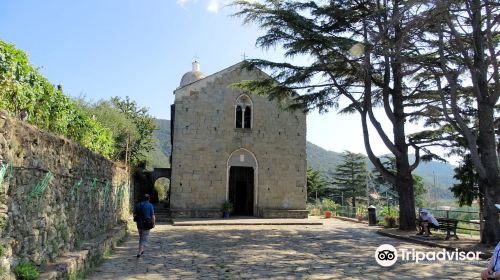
[391,0,416,231]
[478,102,500,244]
[396,157,416,230]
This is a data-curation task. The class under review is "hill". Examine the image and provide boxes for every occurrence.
[148,119,456,200]
[145,119,171,170]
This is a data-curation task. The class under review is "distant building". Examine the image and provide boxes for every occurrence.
[169,61,307,218]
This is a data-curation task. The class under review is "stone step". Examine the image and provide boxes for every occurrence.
[38,225,127,280]
[172,218,323,226]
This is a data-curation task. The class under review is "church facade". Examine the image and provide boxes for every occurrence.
[169,61,307,218]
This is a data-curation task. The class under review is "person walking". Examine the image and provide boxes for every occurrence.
[133,194,155,258]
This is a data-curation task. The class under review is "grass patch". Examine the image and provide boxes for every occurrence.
[14,262,39,280]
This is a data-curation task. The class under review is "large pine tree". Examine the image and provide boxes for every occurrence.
[332,151,368,208]
[233,0,435,230]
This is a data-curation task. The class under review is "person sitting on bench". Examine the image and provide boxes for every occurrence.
[417,209,439,236]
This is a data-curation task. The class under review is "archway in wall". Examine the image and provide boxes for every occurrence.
[227,149,258,216]
[151,168,172,207]
[154,177,170,203]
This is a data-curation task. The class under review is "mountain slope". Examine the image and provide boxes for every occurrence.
[149,119,456,200]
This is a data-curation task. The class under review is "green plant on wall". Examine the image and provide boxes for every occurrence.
[103,179,111,207]
[27,171,52,205]
[114,184,126,210]
[70,178,83,202]
[0,243,5,257]
[0,163,9,193]
[89,178,98,191]
[0,215,6,229]
[56,223,69,243]
[14,262,39,280]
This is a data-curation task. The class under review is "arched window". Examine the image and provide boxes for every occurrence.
[236,106,243,128]
[244,106,251,129]
[235,95,253,129]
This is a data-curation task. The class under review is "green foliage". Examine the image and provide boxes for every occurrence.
[70,178,83,202]
[0,39,115,158]
[413,174,428,208]
[14,262,39,280]
[27,171,52,205]
[332,151,368,206]
[321,198,338,212]
[306,167,328,201]
[382,205,399,218]
[146,119,172,170]
[0,267,6,277]
[56,223,69,243]
[450,154,481,207]
[75,96,156,166]
[222,201,233,212]
[0,244,4,257]
[154,178,169,201]
[372,156,428,207]
[356,206,367,218]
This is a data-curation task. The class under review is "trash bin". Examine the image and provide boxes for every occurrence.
[368,205,377,226]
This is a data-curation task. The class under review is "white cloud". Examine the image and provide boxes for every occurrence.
[177,0,190,7]
[207,0,220,13]
[177,0,226,13]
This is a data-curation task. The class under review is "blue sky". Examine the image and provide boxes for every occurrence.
[0,0,402,156]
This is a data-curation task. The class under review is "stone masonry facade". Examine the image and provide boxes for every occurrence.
[0,112,131,276]
[170,63,307,218]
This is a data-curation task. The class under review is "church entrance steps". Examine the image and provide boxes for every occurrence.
[171,218,323,226]
[153,204,172,224]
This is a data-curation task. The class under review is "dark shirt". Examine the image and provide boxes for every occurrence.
[134,201,154,230]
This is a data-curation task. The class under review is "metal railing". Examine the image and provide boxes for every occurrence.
[334,206,367,221]
[333,206,481,236]
[422,208,480,236]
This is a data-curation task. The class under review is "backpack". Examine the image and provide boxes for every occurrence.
[134,202,154,230]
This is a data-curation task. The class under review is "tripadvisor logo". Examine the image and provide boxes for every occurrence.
[375,244,398,267]
[374,244,482,267]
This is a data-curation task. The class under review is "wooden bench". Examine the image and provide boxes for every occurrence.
[436,218,459,240]
[417,218,459,240]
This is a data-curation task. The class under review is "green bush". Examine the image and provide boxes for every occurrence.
[0,40,115,158]
[14,262,39,280]
[382,205,399,218]
[0,244,4,257]
[321,199,339,212]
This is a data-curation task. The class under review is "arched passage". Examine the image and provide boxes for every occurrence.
[152,168,171,207]
[226,148,258,216]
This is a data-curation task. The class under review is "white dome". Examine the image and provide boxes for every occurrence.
[179,61,205,87]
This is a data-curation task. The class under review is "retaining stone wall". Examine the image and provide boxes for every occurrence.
[0,112,131,275]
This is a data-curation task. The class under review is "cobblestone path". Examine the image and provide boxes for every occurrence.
[87,219,486,279]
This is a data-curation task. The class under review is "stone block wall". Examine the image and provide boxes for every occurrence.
[170,63,307,217]
[0,113,131,273]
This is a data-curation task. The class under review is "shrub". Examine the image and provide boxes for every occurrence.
[356,207,367,220]
[14,262,39,280]
[382,205,399,218]
[321,199,338,212]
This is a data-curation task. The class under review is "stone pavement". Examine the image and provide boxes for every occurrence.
[87,219,487,279]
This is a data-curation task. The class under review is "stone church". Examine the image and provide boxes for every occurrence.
[169,61,307,218]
